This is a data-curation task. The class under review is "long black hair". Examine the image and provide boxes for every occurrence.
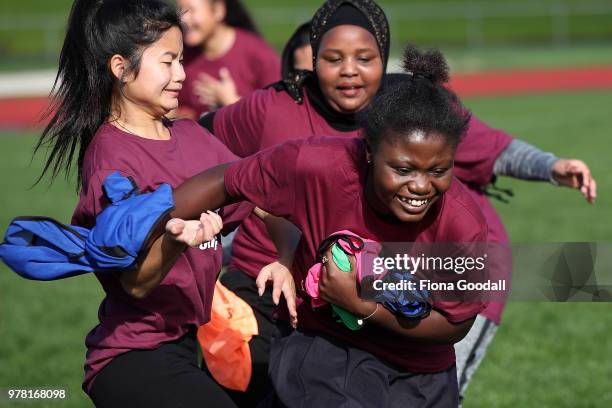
[281,21,311,79]
[34,0,183,187]
[219,0,260,35]
[362,45,471,152]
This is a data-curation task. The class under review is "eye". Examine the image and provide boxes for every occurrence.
[395,167,413,176]
[358,57,372,63]
[430,168,448,177]
[323,55,341,63]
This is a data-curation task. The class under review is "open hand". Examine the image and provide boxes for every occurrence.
[257,260,298,328]
[165,211,222,247]
[552,159,597,204]
[193,68,240,108]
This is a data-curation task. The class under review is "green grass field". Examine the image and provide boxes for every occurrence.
[0,89,611,407]
[2,0,612,70]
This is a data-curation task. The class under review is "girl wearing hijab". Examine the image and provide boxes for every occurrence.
[199,0,596,403]
[176,0,281,117]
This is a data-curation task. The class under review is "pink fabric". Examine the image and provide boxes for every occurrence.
[305,230,381,308]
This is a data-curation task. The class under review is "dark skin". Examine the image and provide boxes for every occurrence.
[318,132,475,343]
[132,132,474,343]
[316,25,384,114]
[119,166,298,325]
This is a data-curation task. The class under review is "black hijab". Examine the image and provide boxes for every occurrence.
[278,0,390,132]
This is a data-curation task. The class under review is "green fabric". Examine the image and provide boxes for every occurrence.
[330,243,363,331]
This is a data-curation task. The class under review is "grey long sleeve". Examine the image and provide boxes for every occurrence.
[493,139,559,184]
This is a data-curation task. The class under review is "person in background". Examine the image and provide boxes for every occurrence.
[176,0,281,117]
[281,21,312,80]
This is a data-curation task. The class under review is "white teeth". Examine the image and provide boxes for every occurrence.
[398,197,428,207]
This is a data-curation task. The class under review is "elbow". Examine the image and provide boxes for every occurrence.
[448,317,477,343]
[120,275,152,300]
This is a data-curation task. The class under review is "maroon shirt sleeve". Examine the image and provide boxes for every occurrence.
[453,115,513,186]
[213,89,270,158]
[431,182,489,323]
[224,140,300,221]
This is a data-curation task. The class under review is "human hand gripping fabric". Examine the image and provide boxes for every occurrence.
[165,210,223,247]
[552,159,597,203]
[257,260,298,328]
[194,68,240,108]
[318,248,377,319]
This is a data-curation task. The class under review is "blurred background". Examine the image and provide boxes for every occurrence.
[1,1,611,407]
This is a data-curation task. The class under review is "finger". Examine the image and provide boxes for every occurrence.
[188,223,203,247]
[272,273,283,305]
[165,219,185,235]
[587,178,597,203]
[219,67,233,82]
[200,215,215,242]
[283,281,298,328]
[198,73,216,83]
[206,210,223,233]
[256,268,271,296]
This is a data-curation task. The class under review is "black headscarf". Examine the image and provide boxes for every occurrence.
[297,0,389,131]
[310,0,390,73]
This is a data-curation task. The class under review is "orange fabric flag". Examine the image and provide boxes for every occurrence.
[197,280,259,391]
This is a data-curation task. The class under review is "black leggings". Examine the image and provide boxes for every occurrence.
[89,332,237,408]
[200,269,280,408]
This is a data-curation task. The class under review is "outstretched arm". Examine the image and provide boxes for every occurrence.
[493,139,596,203]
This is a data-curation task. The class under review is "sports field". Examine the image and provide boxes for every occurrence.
[0,87,610,407]
[2,0,612,70]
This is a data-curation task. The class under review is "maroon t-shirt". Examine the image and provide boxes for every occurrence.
[72,119,249,392]
[224,136,488,373]
[178,28,281,115]
[214,86,361,281]
[213,86,512,323]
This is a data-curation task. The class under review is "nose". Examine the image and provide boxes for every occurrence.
[174,61,186,83]
[407,173,431,196]
[340,57,358,77]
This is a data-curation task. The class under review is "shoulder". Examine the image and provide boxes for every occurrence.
[295,136,365,175]
[170,118,236,157]
[224,85,298,116]
[82,124,134,174]
[439,179,487,240]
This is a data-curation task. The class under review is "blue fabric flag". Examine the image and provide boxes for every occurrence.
[0,172,174,280]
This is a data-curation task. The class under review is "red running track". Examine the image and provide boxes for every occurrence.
[2,65,612,130]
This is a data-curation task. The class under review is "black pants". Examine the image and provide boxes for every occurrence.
[89,331,237,408]
[269,330,459,408]
[201,269,280,408]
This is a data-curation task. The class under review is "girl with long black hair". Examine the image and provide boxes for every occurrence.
[32,0,274,406]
